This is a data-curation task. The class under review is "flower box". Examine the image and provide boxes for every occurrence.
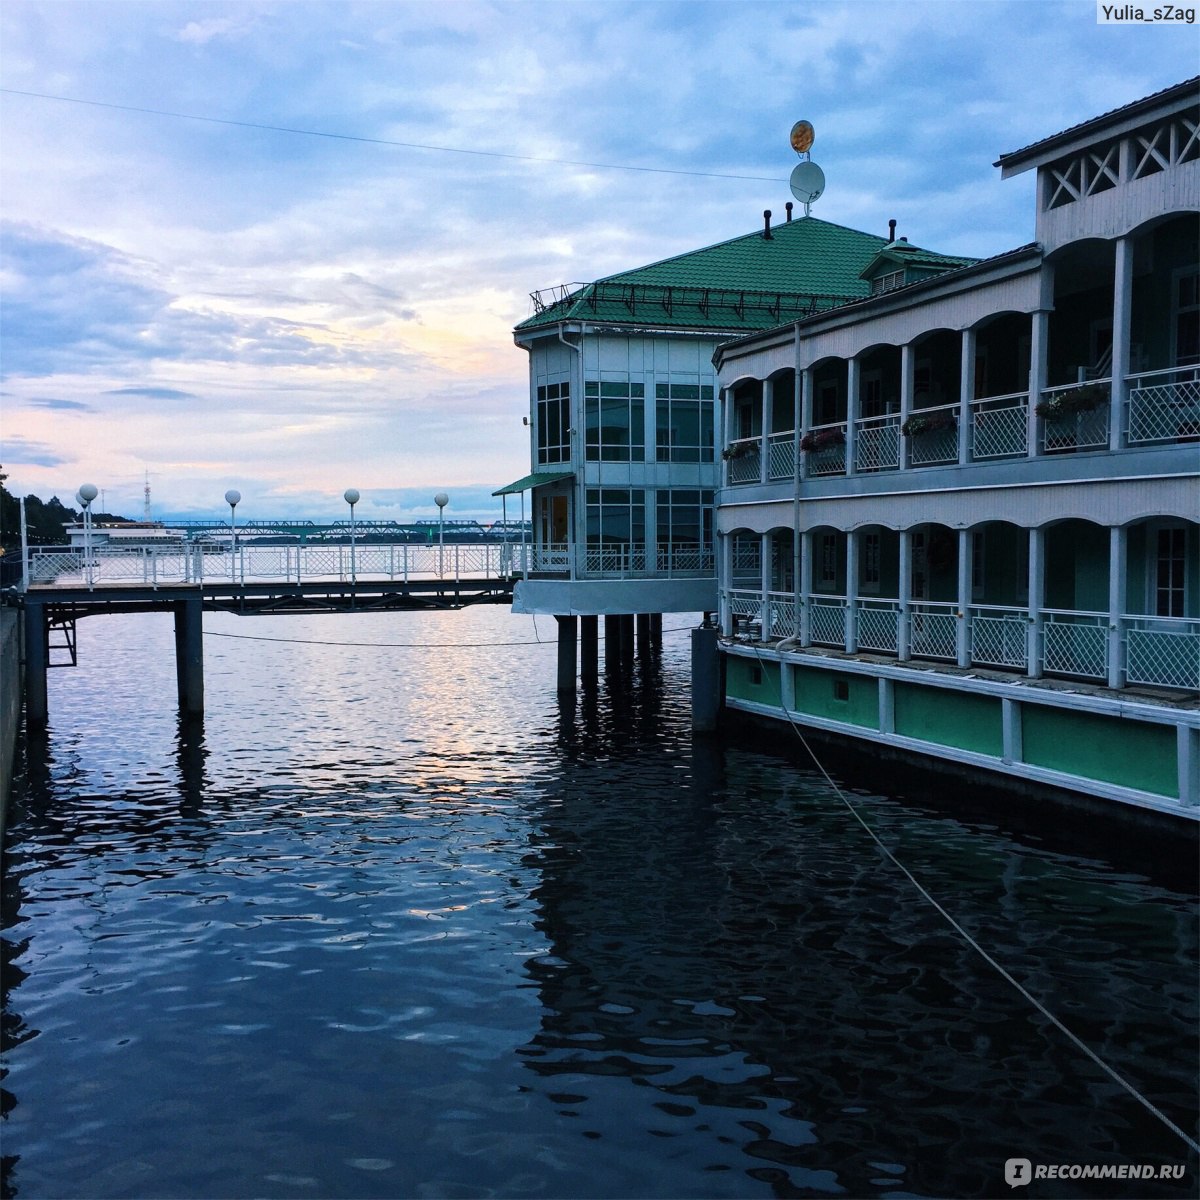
[1035,384,1107,421]
[799,428,845,452]
[901,412,956,436]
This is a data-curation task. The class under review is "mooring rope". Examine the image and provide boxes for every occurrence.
[746,640,1200,1155]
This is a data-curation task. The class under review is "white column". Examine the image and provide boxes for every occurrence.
[799,529,813,646]
[1107,525,1127,689]
[1028,264,1053,459]
[719,532,733,636]
[899,343,914,470]
[957,528,972,667]
[845,529,859,653]
[1028,527,1044,678]
[1110,236,1134,452]
[1002,698,1022,765]
[898,529,912,661]
[760,377,773,483]
[959,328,975,466]
[845,357,859,475]
[720,387,731,486]
[799,368,813,482]
[761,531,772,638]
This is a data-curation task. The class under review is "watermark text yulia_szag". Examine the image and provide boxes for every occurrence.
[1097,2,1195,21]
[1005,1158,1188,1188]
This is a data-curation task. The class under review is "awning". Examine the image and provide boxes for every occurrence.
[492,470,573,497]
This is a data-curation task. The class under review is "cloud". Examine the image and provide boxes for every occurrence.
[173,15,255,46]
[104,386,198,401]
[0,435,70,468]
[27,396,94,411]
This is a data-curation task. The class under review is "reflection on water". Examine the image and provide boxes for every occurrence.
[1,607,1196,1199]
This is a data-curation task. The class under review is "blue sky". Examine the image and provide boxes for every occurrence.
[1,0,1196,520]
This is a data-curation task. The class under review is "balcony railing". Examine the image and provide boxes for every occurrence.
[1039,380,1111,453]
[725,437,762,485]
[767,432,796,480]
[906,404,960,467]
[801,422,847,476]
[971,393,1028,459]
[855,414,900,473]
[1126,366,1200,445]
[721,589,1199,692]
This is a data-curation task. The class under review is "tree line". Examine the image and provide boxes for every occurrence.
[0,467,131,551]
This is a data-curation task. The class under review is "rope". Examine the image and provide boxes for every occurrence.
[747,640,1200,1155]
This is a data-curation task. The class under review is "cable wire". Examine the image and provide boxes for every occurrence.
[744,639,1200,1155]
[0,88,787,184]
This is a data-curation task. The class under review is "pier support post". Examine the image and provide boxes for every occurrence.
[174,597,205,715]
[24,601,48,726]
[555,615,577,693]
[580,615,598,682]
[620,614,635,670]
[636,613,651,656]
[650,613,662,650]
[691,621,721,732]
[604,615,622,672]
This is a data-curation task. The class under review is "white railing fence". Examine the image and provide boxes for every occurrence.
[1123,615,1200,691]
[1039,380,1111,453]
[1125,366,1200,445]
[906,404,959,467]
[855,415,901,473]
[971,393,1028,459]
[1042,609,1109,680]
[767,432,796,481]
[969,605,1029,669]
[908,600,959,660]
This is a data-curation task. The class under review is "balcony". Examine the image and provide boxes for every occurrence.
[720,588,1200,693]
[723,365,1197,485]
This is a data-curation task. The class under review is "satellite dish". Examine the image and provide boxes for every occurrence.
[790,161,826,209]
[790,120,815,155]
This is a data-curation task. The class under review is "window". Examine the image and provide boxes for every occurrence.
[862,532,881,592]
[972,530,986,600]
[871,270,904,295]
[819,533,838,588]
[535,381,571,465]
[1155,527,1186,617]
[656,490,713,565]
[585,380,644,462]
[585,488,645,547]
[656,382,715,462]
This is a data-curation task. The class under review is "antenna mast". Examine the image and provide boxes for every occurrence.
[144,471,152,522]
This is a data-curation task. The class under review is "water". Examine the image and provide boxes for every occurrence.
[2,606,1196,1199]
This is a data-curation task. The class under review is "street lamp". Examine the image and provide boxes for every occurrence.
[78,483,98,588]
[344,488,360,583]
[434,492,449,577]
[225,489,241,581]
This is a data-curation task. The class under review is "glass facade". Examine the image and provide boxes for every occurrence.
[585,488,646,546]
[536,381,571,466]
[585,381,645,462]
[655,383,715,462]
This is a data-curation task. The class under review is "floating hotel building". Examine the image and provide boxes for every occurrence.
[712,79,1199,817]
[496,197,969,673]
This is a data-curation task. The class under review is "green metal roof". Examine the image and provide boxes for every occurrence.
[860,242,979,279]
[515,216,891,335]
[492,470,573,496]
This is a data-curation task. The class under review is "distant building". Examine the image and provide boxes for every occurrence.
[711,78,1200,816]
[497,210,967,674]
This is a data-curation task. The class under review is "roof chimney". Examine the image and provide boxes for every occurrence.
[888,218,897,242]
[763,209,773,239]
[785,201,794,222]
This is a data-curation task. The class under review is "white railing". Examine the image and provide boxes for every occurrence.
[856,598,900,653]
[767,432,796,480]
[809,596,847,646]
[583,544,649,576]
[1123,615,1200,691]
[1125,366,1200,445]
[764,591,797,640]
[908,600,959,660]
[971,393,1028,459]
[855,414,900,473]
[531,543,570,573]
[1039,380,1111,453]
[969,605,1029,669]
[728,589,762,628]
[27,541,528,589]
[800,422,847,476]
[1042,609,1108,680]
[906,403,960,467]
[725,438,762,485]
[656,545,715,574]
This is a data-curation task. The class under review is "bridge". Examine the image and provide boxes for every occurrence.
[9,540,523,724]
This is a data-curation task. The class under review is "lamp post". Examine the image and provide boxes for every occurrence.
[78,483,98,588]
[434,492,449,578]
[344,488,360,583]
[225,489,241,581]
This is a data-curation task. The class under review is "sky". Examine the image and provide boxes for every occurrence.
[1,1,1196,522]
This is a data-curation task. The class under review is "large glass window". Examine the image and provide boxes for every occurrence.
[656,490,713,567]
[585,380,645,462]
[655,383,715,462]
[585,488,645,546]
[535,381,571,466]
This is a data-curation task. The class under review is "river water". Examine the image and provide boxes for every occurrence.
[1,605,1196,1200]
